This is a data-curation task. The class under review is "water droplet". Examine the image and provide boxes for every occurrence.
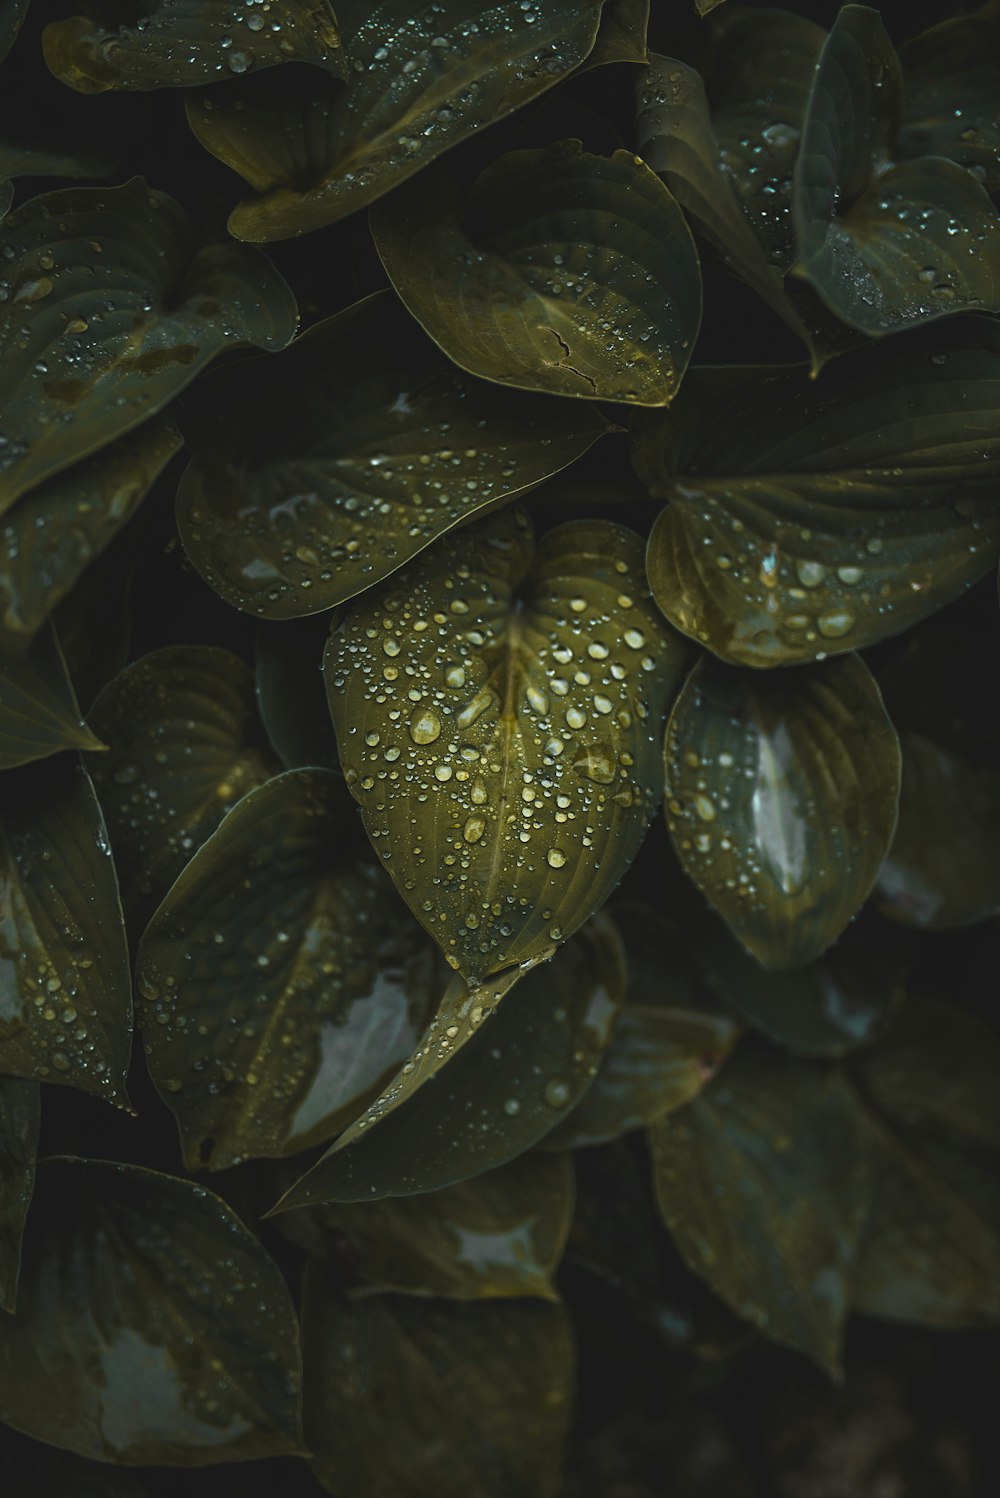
[409,707,442,745]
[463,815,486,843]
[547,848,567,868]
[544,1078,571,1108]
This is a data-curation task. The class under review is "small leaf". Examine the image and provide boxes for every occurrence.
[371,141,701,406]
[0,756,132,1103]
[302,1265,572,1498]
[327,505,688,984]
[0,178,297,514]
[44,0,343,92]
[136,769,443,1171]
[176,291,609,619]
[664,653,900,969]
[0,1159,305,1463]
[0,1078,38,1313]
[898,14,1000,190]
[255,618,341,771]
[0,623,104,769]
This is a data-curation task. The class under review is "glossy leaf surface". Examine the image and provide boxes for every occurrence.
[0,624,103,769]
[0,1160,304,1463]
[177,292,609,619]
[0,1078,38,1313]
[372,142,701,406]
[898,14,1000,190]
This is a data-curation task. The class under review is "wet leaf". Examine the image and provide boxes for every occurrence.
[664,653,900,970]
[302,1265,572,1498]
[88,646,276,932]
[898,14,1000,191]
[272,914,625,1208]
[636,319,1000,666]
[279,1152,574,1300]
[371,141,701,406]
[186,0,607,240]
[328,506,687,984]
[0,1159,305,1463]
[0,755,131,1103]
[0,623,104,769]
[176,292,609,619]
[136,768,443,1171]
[0,139,111,222]
[579,0,647,70]
[649,1047,873,1374]
[0,0,27,63]
[0,1078,38,1313]
[43,0,343,93]
[255,617,341,771]
[0,178,297,514]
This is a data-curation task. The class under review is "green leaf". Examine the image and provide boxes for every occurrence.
[327,505,688,984]
[0,415,181,651]
[0,1159,305,1463]
[696,0,728,13]
[663,653,900,969]
[0,139,112,222]
[582,0,648,69]
[278,1152,574,1300]
[176,291,609,619]
[0,755,131,1103]
[636,319,1000,666]
[302,1266,572,1498]
[649,1047,874,1374]
[0,178,297,514]
[88,646,276,932]
[792,5,1000,335]
[43,0,343,93]
[371,141,701,406]
[186,0,607,240]
[0,623,104,769]
[271,914,625,1208]
[0,0,28,63]
[898,14,1000,191]
[136,769,444,1171]
[0,1078,38,1313]
[255,618,341,771]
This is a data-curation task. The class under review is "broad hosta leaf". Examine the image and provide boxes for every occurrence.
[302,1267,572,1498]
[0,416,181,651]
[186,0,607,240]
[44,0,343,93]
[272,915,625,1208]
[328,506,687,983]
[0,178,296,514]
[278,1152,574,1300]
[0,756,131,1102]
[88,646,276,932]
[0,623,103,769]
[584,0,648,68]
[0,0,27,63]
[0,1159,305,1463]
[898,14,1000,190]
[136,769,443,1171]
[255,618,341,771]
[664,653,900,969]
[0,1078,38,1313]
[372,142,701,406]
[792,6,1000,335]
[636,319,1000,666]
[176,292,609,619]
[650,1047,873,1373]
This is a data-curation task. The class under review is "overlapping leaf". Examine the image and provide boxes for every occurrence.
[0,623,103,769]
[584,0,648,68]
[176,292,609,619]
[0,1078,38,1313]
[371,141,701,406]
[0,138,111,222]
[898,13,1000,190]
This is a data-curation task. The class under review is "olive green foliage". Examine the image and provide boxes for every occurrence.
[0,1,999,1494]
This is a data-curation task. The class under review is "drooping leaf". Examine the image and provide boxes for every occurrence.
[0,178,297,514]
[584,0,648,68]
[136,769,444,1171]
[636,319,1000,666]
[255,617,341,771]
[0,756,131,1102]
[664,653,900,970]
[327,506,688,984]
[649,1047,874,1374]
[0,1159,305,1463]
[372,142,701,406]
[43,0,343,93]
[186,0,608,240]
[302,1266,572,1498]
[87,646,276,932]
[176,292,609,619]
[898,14,1000,190]
[272,914,625,1208]
[0,623,104,769]
[0,1078,38,1313]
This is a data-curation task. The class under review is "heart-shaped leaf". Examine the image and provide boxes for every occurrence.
[0,1159,305,1463]
[88,646,277,932]
[898,14,1000,190]
[0,623,104,769]
[663,653,900,969]
[636,318,1000,666]
[186,0,607,240]
[0,1078,38,1313]
[0,755,131,1102]
[327,505,688,983]
[176,292,609,620]
[43,0,343,93]
[136,769,444,1171]
[0,178,296,514]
